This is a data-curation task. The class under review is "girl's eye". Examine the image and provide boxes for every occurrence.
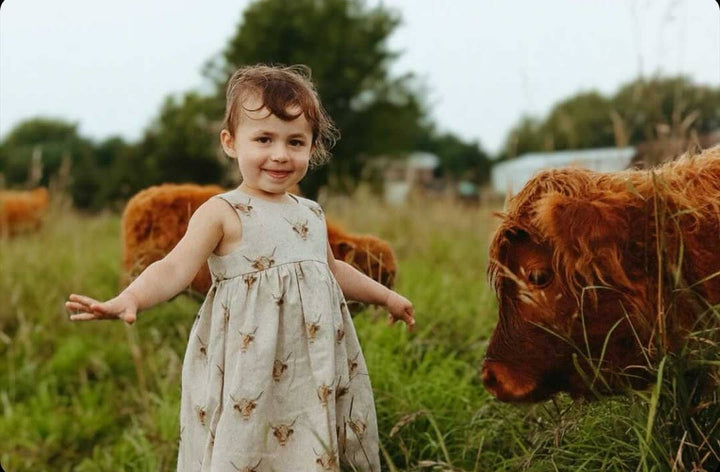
[256,136,271,144]
[290,139,306,147]
[527,268,553,288]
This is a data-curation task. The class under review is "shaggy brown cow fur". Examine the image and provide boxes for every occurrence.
[482,146,720,402]
[122,183,397,296]
[0,187,49,237]
[327,223,396,288]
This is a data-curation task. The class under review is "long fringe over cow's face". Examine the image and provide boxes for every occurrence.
[483,148,720,402]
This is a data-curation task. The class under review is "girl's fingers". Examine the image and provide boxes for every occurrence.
[68,294,100,307]
[388,309,415,331]
[403,307,415,331]
[69,310,111,321]
[69,312,101,321]
[65,300,107,315]
[67,300,120,321]
[65,301,90,312]
[69,309,117,320]
[66,294,136,323]
[91,300,116,315]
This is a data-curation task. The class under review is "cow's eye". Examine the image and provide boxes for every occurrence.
[527,268,553,287]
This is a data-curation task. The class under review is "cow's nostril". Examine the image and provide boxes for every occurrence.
[481,365,498,389]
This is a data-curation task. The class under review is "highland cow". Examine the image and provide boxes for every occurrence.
[122,183,397,296]
[0,187,49,237]
[482,147,720,402]
[327,223,397,288]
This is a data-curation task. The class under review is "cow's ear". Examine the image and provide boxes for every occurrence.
[533,193,629,251]
[333,241,356,263]
[533,192,634,290]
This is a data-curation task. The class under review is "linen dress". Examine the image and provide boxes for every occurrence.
[177,188,380,472]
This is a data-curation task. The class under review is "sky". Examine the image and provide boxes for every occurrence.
[1,0,719,154]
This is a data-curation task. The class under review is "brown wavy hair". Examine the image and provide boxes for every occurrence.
[223,64,339,167]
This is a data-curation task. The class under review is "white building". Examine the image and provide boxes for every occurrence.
[383,152,440,205]
[491,147,636,194]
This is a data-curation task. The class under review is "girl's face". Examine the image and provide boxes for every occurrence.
[220,95,313,201]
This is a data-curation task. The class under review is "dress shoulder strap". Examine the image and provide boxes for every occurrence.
[212,189,256,218]
[293,195,325,221]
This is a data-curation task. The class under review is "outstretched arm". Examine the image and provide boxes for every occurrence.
[66,199,228,324]
[327,242,415,331]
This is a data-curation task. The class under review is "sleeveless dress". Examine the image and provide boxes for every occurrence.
[177,188,380,472]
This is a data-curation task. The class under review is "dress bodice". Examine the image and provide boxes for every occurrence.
[207,188,328,281]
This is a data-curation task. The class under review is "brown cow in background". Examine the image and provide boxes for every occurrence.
[0,187,49,237]
[482,146,720,402]
[122,183,397,297]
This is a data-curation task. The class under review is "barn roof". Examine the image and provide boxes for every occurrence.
[491,147,635,194]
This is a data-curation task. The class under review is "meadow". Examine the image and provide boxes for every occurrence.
[1,191,718,471]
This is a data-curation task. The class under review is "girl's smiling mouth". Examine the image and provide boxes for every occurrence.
[263,169,292,179]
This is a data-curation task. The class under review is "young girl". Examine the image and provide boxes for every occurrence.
[66,64,415,472]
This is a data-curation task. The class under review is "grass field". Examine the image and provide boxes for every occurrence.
[1,192,718,471]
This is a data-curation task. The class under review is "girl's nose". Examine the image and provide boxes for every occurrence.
[270,146,289,162]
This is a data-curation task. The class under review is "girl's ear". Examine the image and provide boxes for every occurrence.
[309,141,317,158]
[220,129,237,158]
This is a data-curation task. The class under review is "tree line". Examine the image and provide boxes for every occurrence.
[501,76,720,160]
[1,0,718,210]
[0,0,491,209]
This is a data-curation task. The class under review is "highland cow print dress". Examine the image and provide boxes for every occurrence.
[177,188,380,472]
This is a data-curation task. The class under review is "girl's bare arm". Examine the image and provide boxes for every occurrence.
[326,242,415,330]
[66,198,230,323]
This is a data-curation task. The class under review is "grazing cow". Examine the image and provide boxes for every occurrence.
[0,187,50,237]
[482,147,720,402]
[327,223,396,288]
[122,184,397,296]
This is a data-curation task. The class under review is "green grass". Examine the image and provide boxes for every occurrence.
[1,193,718,471]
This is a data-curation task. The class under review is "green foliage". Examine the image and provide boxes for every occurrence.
[2,118,81,148]
[612,76,720,142]
[416,127,492,184]
[131,92,228,190]
[543,92,616,150]
[0,94,227,210]
[501,116,546,160]
[0,118,88,187]
[0,118,124,210]
[501,76,720,158]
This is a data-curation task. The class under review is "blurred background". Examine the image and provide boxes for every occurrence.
[2,0,719,208]
[1,1,720,471]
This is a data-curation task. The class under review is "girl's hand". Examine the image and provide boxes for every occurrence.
[385,291,415,332]
[66,292,139,325]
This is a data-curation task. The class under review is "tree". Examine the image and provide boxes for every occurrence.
[542,92,615,150]
[211,0,425,197]
[612,76,720,143]
[0,118,89,187]
[0,118,153,209]
[137,92,227,187]
[416,127,491,185]
[502,92,615,158]
[501,116,547,160]
[0,118,111,208]
[500,76,720,158]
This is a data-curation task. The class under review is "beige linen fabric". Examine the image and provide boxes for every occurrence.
[177,188,380,472]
